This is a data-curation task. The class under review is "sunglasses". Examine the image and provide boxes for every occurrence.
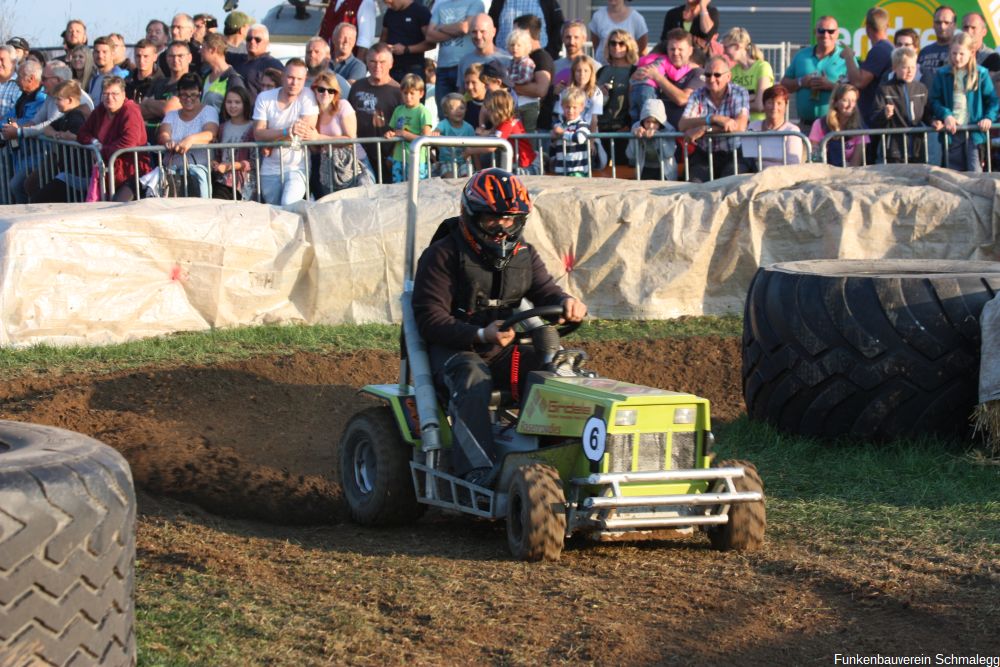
[314,86,339,94]
[816,28,838,34]
[609,40,626,46]
[248,36,265,42]
[705,71,728,78]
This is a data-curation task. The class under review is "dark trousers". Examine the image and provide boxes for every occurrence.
[429,344,539,477]
[434,66,459,117]
[685,147,742,183]
[942,132,982,172]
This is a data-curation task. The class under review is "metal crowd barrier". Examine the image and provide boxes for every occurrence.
[498,129,810,182]
[9,122,1000,206]
[818,124,996,171]
[107,136,403,201]
[0,136,106,204]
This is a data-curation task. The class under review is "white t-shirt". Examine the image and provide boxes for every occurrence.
[252,88,319,175]
[162,105,220,167]
[588,8,648,65]
[743,120,804,168]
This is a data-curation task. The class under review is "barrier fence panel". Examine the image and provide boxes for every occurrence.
[0,136,105,205]
[11,121,1000,205]
[818,124,996,172]
[507,129,810,182]
[107,136,406,202]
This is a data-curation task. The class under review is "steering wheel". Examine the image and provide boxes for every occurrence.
[500,304,583,338]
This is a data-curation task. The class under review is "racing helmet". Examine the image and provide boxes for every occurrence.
[459,168,532,270]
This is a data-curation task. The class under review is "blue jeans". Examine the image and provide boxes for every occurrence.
[943,132,982,172]
[629,84,657,127]
[259,172,307,205]
[171,165,211,198]
[434,66,459,117]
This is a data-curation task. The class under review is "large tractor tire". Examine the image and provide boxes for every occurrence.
[708,459,766,552]
[743,260,1000,440]
[338,406,424,526]
[506,463,567,562]
[0,421,136,666]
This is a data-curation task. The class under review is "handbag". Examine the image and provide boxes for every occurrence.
[85,165,102,202]
[319,145,364,192]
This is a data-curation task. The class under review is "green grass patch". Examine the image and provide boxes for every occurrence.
[716,417,1000,552]
[137,571,282,666]
[0,316,741,381]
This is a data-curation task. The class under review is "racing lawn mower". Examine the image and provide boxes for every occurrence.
[337,138,765,561]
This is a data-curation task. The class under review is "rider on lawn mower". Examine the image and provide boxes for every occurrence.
[412,168,588,487]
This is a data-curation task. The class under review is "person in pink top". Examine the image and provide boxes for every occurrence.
[297,71,369,195]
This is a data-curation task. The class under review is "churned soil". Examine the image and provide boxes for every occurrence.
[2,335,997,664]
[0,337,742,524]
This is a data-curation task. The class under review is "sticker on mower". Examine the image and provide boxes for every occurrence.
[582,416,607,462]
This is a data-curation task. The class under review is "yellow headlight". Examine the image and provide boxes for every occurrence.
[673,407,695,424]
[614,409,637,426]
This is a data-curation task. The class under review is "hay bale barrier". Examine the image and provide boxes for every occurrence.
[974,293,1000,455]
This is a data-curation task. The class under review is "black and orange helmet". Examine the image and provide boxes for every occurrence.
[460,169,532,270]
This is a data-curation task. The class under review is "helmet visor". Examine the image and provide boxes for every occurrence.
[476,213,527,240]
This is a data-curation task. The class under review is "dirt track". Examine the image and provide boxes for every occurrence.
[0,337,741,524]
[2,335,997,664]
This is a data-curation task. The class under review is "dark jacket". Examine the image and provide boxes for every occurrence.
[236,53,284,98]
[661,4,720,48]
[871,78,932,163]
[413,217,569,361]
[126,66,164,101]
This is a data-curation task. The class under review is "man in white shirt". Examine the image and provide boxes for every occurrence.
[252,58,319,205]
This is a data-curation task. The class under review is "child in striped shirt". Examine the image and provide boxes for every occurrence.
[549,87,591,176]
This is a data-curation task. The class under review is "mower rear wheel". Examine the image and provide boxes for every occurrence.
[338,406,423,526]
[506,463,567,562]
[708,459,766,552]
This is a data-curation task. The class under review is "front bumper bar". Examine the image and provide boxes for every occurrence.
[567,466,762,533]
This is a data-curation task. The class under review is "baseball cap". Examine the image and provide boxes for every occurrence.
[480,60,512,88]
[7,37,29,52]
[224,11,254,35]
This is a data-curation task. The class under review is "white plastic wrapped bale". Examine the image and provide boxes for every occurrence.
[1,164,999,347]
[974,293,1000,454]
[294,180,463,324]
[0,198,310,346]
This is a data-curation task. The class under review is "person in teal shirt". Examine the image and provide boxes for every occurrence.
[780,15,849,132]
[386,73,434,182]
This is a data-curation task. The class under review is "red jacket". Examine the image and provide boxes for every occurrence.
[319,0,364,43]
[77,99,150,187]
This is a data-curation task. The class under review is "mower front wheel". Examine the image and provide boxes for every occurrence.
[338,406,423,526]
[506,463,567,562]
[708,459,766,552]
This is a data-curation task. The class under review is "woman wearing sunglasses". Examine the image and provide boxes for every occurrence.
[588,0,648,66]
[597,29,638,163]
[297,72,371,196]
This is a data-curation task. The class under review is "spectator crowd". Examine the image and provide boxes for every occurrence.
[1,1,999,204]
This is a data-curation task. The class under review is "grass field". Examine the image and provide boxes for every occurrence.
[3,319,997,664]
[0,317,742,380]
